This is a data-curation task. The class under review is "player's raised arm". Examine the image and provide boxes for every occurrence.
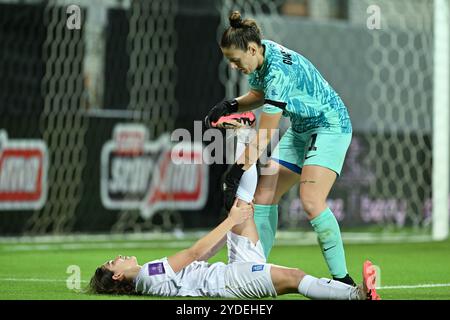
[167,200,253,273]
[235,89,265,112]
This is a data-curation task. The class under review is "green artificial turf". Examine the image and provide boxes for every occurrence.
[1,238,449,300]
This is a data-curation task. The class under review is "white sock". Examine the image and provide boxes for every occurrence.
[298,275,361,300]
[235,138,257,203]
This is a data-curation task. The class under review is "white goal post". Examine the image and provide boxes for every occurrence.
[432,0,449,240]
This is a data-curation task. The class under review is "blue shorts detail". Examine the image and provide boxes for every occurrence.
[271,128,352,176]
[272,158,302,174]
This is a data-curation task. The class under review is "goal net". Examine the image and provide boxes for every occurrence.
[0,0,447,240]
[0,0,182,235]
[217,0,449,239]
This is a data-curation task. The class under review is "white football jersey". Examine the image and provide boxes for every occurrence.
[134,258,229,297]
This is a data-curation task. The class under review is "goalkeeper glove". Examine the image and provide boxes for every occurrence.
[204,99,239,129]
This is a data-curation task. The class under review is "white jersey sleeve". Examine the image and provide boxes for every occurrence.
[135,257,229,297]
[134,258,179,296]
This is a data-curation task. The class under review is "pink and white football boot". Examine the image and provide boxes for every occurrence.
[211,111,256,129]
[362,260,381,300]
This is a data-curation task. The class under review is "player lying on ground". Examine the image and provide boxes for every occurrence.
[89,173,380,299]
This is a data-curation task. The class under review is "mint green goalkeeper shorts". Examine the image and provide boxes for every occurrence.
[271,127,352,176]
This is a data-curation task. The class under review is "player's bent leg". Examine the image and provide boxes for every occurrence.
[252,204,277,259]
[300,165,354,285]
[236,163,258,204]
[253,160,300,258]
[254,160,300,205]
[231,159,259,244]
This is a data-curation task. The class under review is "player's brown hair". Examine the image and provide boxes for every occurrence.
[88,266,139,295]
[220,11,262,50]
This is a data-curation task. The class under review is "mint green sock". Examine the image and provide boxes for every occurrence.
[254,204,278,259]
[310,208,348,279]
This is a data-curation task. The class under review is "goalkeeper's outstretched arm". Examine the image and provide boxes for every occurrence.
[235,89,265,112]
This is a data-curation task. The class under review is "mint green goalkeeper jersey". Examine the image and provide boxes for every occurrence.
[248,40,352,134]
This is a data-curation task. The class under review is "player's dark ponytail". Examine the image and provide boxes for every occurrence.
[221,11,262,50]
[229,11,243,28]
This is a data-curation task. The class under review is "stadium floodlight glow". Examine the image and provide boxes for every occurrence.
[432,0,450,241]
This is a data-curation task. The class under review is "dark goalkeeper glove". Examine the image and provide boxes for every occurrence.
[204,99,239,129]
[222,163,246,211]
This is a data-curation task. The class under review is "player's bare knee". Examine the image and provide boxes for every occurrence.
[283,268,306,289]
[254,184,278,205]
[300,198,320,217]
[300,191,326,217]
[254,189,277,205]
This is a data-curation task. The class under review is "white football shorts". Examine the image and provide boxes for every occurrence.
[223,232,277,299]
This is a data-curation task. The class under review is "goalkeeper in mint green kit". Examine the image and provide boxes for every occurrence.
[205,11,355,286]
